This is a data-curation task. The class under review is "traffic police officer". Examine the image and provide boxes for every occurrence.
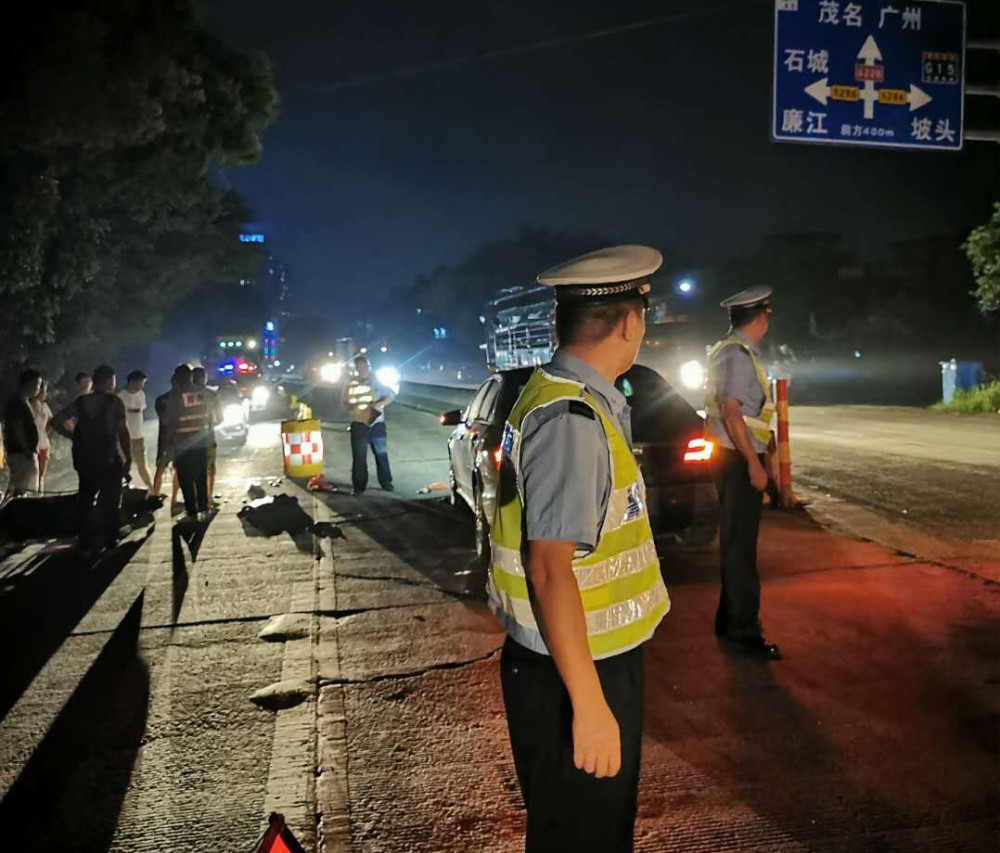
[488,245,670,852]
[341,355,395,494]
[704,286,781,660]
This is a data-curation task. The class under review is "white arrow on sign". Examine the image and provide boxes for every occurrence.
[908,83,933,111]
[805,77,831,105]
[857,34,882,120]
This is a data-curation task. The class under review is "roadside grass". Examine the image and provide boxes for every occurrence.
[934,380,1000,413]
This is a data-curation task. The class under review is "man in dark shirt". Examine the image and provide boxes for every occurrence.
[3,369,43,495]
[160,363,212,518]
[53,365,131,550]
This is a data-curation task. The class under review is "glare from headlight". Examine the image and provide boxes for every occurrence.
[251,385,270,408]
[375,366,401,393]
[680,360,705,390]
[222,403,245,426]
[320,362,342,383]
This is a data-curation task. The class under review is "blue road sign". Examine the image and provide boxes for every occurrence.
[772,0,965,151]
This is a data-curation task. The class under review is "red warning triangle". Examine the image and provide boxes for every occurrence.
[252,813,308,853]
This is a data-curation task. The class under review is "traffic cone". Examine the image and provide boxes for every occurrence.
[250,813,307,853]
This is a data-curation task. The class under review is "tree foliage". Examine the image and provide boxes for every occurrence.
[964,202,1000,315]
[0,0,278,378]
[377,226,613,352]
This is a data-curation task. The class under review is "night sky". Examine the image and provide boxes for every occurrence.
[203,0,1000,318]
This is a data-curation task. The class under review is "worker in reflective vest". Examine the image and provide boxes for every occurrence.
[488,245,669,853]
[704,285,781,660]
[341,355,395,494]
[161,363,213,519]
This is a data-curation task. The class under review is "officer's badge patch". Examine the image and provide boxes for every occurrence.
[501,423,518,460]
[625,483,643,521]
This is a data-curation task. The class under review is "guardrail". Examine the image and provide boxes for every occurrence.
[396,380,477,415]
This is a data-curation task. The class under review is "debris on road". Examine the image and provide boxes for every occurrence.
[250,678,315,711]
[416,481,449,495]
[306,473,336,492]
[259,613,312,642]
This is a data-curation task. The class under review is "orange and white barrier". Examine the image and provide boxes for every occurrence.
[281,418,324,478]
[774,379,796,507]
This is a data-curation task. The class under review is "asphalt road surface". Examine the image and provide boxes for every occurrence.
[790,406,1000,542]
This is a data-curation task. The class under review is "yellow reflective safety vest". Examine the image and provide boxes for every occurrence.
[344,380,375,419]
[487,369,670,660]
[704,335,776,445]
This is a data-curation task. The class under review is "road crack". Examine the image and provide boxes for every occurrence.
[320,646,501,686]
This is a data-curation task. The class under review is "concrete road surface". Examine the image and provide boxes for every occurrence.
[1,402,997,852]
[0,422,324,851]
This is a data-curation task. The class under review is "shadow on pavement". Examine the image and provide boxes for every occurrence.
[169,513,216,626]
[0,530,152,722]
[644,566,1000,851]
[322,491,488,599]
[0,591,149,852]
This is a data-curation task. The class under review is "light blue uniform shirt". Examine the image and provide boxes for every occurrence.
[518,350,632,552]
[706,329,768,454]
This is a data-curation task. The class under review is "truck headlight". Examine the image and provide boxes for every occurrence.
[320,362,342,384]
[251,385,270,408]
[375,366,401,393]
[222,403,245,426]
[680,360,705,390]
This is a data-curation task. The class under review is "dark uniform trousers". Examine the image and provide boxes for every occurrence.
[500,636,644,853]
[175,446,209,515]
[712,447,765,639]
[349,421,392,492]
[78,465,123,548]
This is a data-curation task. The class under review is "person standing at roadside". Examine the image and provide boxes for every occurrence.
[488,246,670,853]
[3,369,43,495]
[75,372,93,398]
[29,379,54,492]
[341,355,395,494]
[704,286,781,660]
[52,365,130,551]
[160,364,212,519]
[118,370,153,491]
[192,366,222,503]
[152,370,181,504]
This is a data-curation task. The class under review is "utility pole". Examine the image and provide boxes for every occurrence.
[965,38,1000,144]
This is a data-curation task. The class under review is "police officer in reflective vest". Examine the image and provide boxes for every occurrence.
[341,355,395,494]
[488,245,670,852]
[704,286,781,660]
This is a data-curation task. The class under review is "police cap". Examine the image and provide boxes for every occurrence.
[720,285,773,310]
[538,245,662,302]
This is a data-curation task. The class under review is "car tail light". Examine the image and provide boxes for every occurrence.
[683,437,714,463]
[493,447,503,470]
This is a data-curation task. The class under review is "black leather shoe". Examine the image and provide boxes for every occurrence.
[725,636,782,660]
[381,483,395,492]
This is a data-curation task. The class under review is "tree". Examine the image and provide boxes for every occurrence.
[0,0,278,379]
[376,226,613,358]
[964,202,1000,315]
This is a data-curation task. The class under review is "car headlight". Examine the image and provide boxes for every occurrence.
[320,362,342,383]
[251,385,270,408]
[221,403,245,426]
[375,366,401,393]
[680,360,705,390]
